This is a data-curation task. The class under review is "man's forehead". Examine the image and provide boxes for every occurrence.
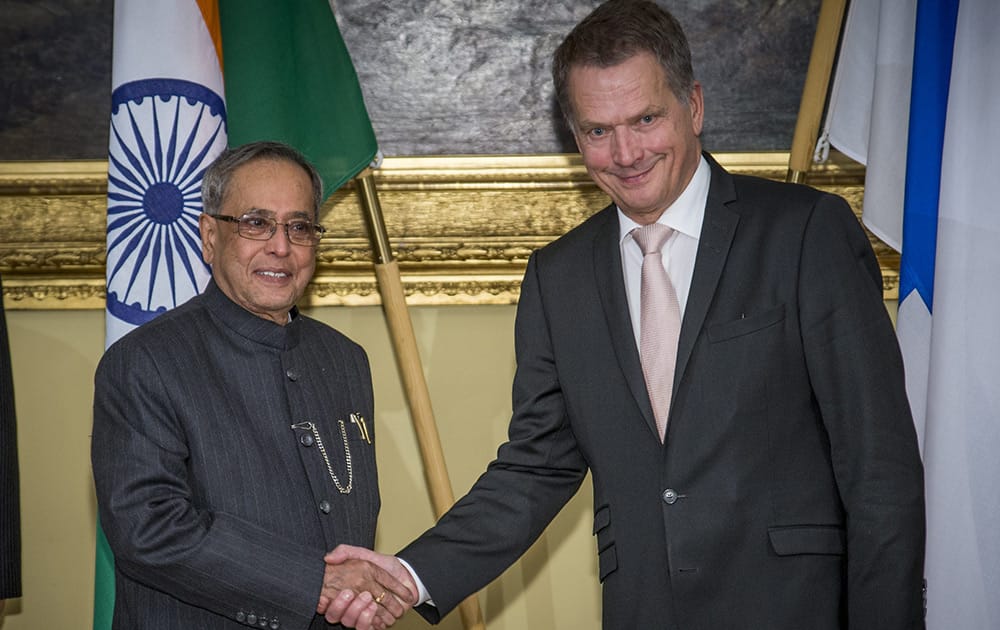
[221,159,317,217]
[568,53,669,83]
[228,156,309,185]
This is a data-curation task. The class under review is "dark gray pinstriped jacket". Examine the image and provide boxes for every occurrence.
[93,280,379,629]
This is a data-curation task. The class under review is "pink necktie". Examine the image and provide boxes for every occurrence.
[632,223,681,442]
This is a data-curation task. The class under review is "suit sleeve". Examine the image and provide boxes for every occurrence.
[798,195,926,628]
[91,341,323,629]
[399,252,589,622]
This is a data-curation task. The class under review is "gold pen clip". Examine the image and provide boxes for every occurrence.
[350,413,371,444]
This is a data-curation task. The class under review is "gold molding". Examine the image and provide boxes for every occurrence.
[1,152,894,309]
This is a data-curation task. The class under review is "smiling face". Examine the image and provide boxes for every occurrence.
[199,157,317,324]
[569,52,704,225]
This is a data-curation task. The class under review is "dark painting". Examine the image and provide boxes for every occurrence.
[0,0,820,160]
[0,0,113,160]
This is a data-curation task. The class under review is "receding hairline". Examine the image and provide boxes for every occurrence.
[224,156,317,210]
[201,141,324,221]
[551,0,695,130]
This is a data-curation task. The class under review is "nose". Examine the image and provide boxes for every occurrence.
[265,224,293,256]
[611,127,642,166]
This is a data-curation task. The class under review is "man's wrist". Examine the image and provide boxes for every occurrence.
[396,557,434,607]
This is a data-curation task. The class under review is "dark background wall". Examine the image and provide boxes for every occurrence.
[0,0,820,161]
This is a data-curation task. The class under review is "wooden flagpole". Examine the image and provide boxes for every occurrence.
[787,0,849,183]
[355,170,487,630]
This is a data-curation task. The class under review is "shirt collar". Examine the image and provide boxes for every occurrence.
[618,155,710,243]
[203,279,302,351]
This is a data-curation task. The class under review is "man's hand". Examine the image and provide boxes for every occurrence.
[316,557,415,629]
[326,544,418,601]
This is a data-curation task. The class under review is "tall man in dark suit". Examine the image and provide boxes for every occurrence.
[92,142,414,630]
[0,274,21,615]
[329,1,926,628]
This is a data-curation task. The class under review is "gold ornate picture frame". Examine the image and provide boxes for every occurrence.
[0,152,894,310]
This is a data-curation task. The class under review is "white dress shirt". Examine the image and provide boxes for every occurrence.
[619,156,710,348]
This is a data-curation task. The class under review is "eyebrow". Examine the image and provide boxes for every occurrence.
[245,207,314,219]
[576,106,669,131]
[626,106,668,125]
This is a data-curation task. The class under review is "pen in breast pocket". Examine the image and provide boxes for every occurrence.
[351,413,371,444]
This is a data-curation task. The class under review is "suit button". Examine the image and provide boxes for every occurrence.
[270,619,281,630]
[662,488,679,505]
[236,611,247,623]
[247,612,258,625]
[299,433,314,447]
[286,368,299,381]
[258,617,269,628]
[319,500,331,514]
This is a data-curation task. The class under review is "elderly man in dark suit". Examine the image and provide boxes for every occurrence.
[330,1,926,628]
[0,274,21,616]
[92,142,414,630]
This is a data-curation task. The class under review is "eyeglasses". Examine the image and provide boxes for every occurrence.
[208,213,326,247]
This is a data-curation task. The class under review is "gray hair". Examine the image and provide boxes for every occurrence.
[201,141,324,219]
[552,0,695,130]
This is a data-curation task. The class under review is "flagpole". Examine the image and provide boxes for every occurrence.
[787,0,848,183]
[355,170,487,630]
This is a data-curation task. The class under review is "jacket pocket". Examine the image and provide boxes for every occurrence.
[707,304,786,343]
[593,504,618,581]
[767,525,846,556]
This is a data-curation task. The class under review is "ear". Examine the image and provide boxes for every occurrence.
[199,213,216,265]
[689,81,704,137]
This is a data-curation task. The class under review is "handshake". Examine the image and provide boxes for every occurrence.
[316,544,419,630]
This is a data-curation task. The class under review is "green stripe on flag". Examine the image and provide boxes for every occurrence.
[93,521,115,629]
[219,0,378,200]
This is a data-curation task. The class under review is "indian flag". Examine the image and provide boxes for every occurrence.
[96,0,376,627]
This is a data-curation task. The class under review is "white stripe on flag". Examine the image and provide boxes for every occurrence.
[105,0,226,346]
[112,2,223,92]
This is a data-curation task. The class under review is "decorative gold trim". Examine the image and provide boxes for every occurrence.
[0,152,892,309]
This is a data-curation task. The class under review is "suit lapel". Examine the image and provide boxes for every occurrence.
[592,206,659,438]
[673,155,739,394]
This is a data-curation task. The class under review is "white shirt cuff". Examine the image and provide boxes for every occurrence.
[397,557,435,607]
